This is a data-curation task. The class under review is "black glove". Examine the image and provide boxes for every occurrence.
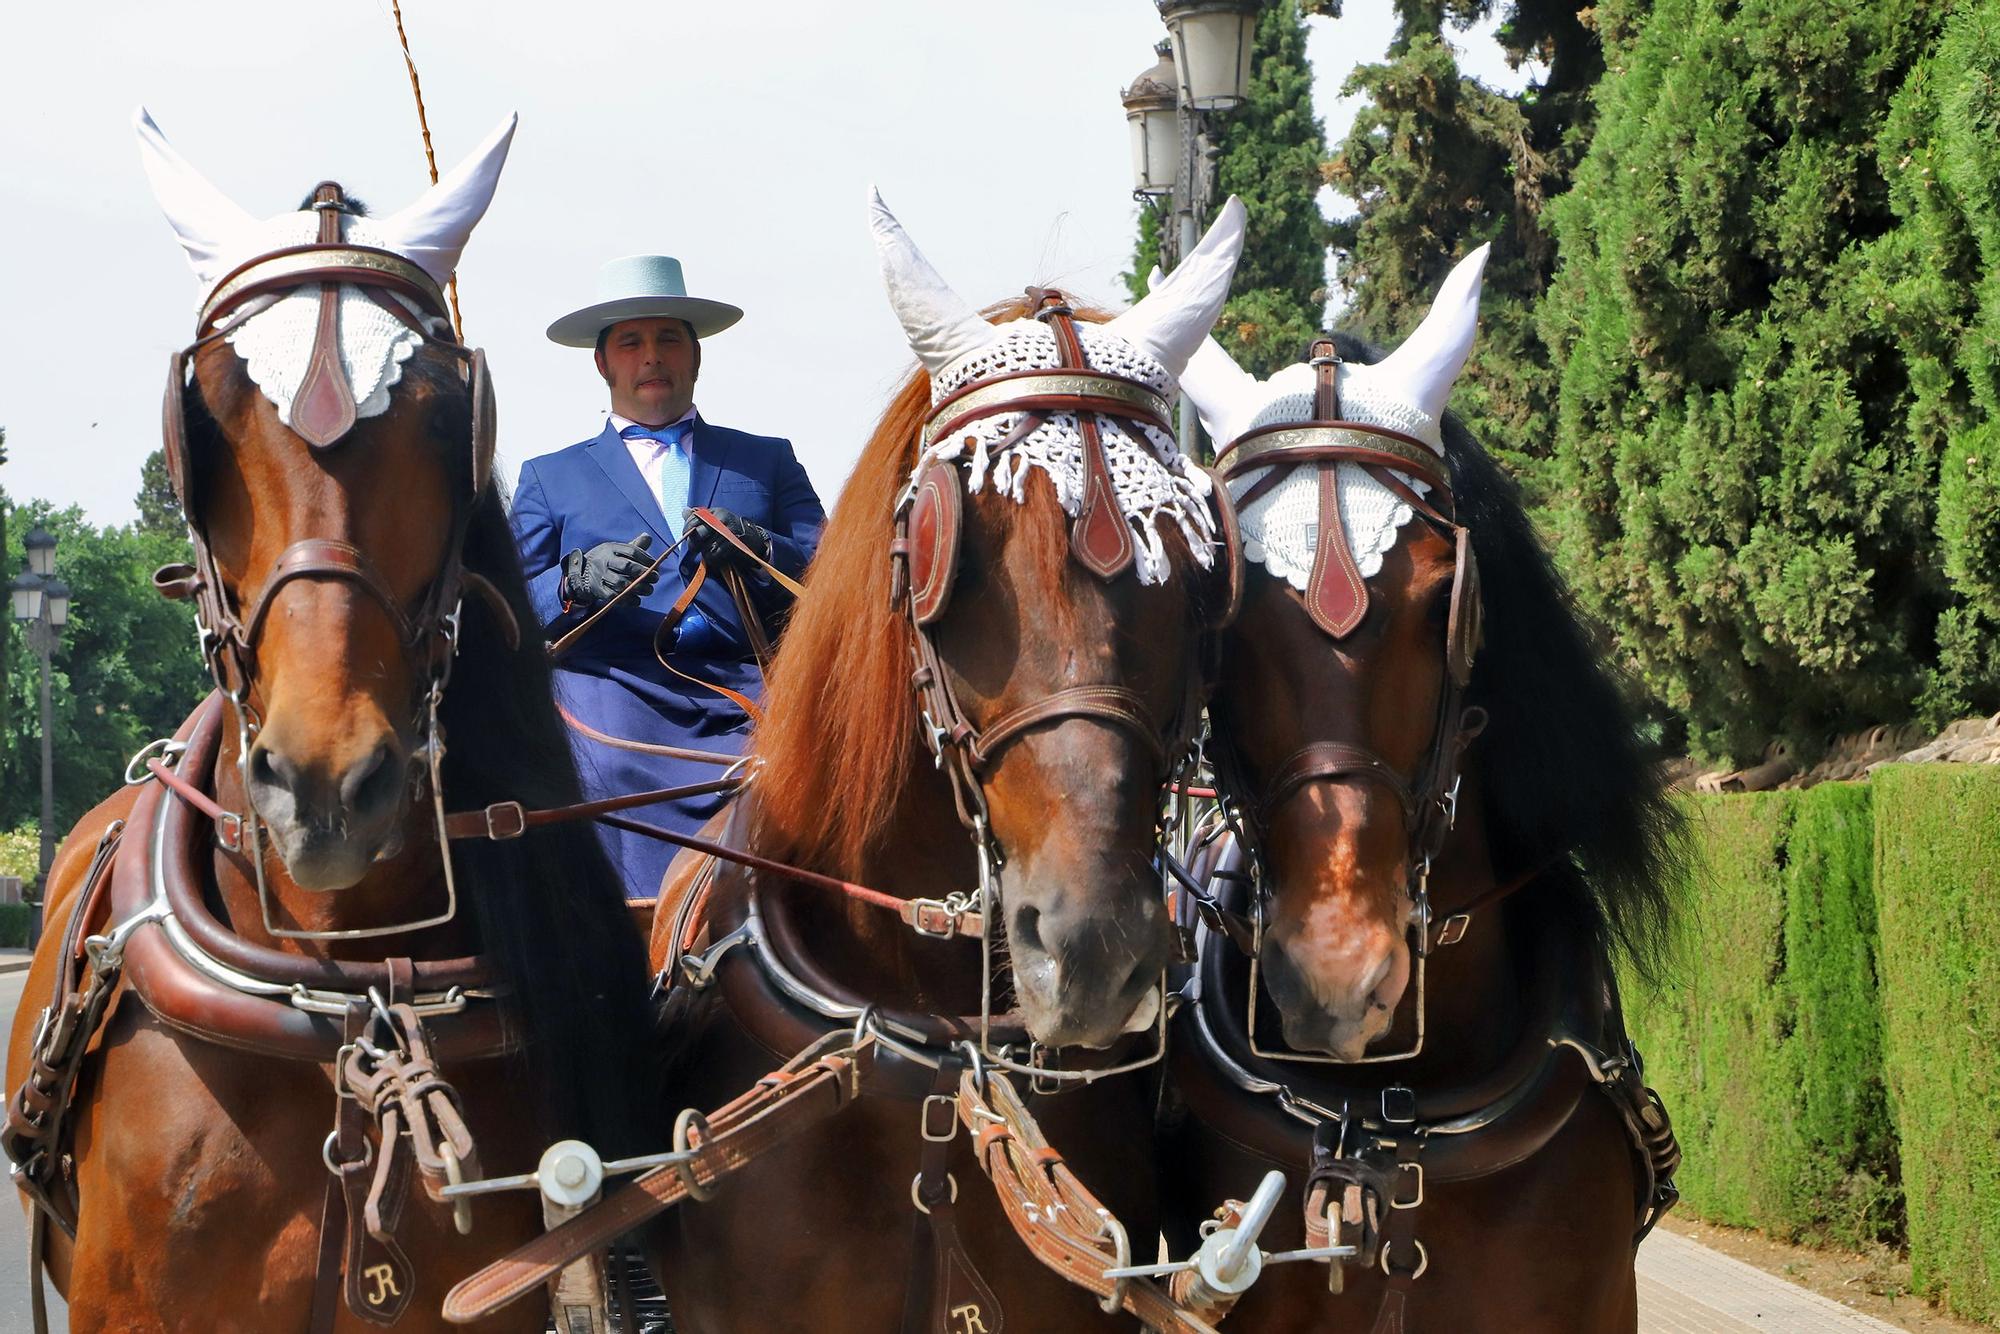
[682,508,771,575]
[562,534,657,607]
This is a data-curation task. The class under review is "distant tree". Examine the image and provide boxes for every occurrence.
[0,500,207,834]
[135,448,184,535]
[1212,0,1338,375]
[1329,1,1608,489]
[1539,0,1990,762]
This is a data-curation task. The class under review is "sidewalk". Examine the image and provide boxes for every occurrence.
[0,950,31,975]
[1639,1228,1907,1332]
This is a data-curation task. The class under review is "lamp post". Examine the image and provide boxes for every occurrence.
[10,526,71,947]
[1123,0,1262,458]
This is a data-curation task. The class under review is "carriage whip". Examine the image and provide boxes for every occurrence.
[388,0,464,338]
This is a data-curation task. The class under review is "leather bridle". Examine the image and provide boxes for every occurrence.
[151,181,516,941]
[881,289,1219,1078]
[1207,338,1487,1062]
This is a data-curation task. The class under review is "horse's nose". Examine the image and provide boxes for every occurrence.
[248,735,406,833]
[1008,893,1170,1049]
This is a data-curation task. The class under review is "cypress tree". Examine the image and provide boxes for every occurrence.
[1540,0,1992,762]
[1330,1,1606,489]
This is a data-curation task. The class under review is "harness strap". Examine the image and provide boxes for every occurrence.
[901,1055,1002,1334]
[968,686,1165,771]
[441,1038,872,1324]
[291,185,360,449]
[1259,741,1417,828]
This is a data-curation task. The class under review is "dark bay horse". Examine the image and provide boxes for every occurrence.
[635,196,1245,1333]
[6,120,654,1332]
[1166,261,1685,1331]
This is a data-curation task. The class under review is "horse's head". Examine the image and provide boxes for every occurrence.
[868,193,1244,1047]
[139,110,515,894]
[1185,247,1490,1059]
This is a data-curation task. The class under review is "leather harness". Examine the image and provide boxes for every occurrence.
[449,292,1243,1333]
[2,198,531,1333]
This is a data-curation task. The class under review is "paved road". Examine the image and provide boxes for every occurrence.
[0,963,1916,1334]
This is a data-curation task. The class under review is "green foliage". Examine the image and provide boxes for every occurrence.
[1625,787,1900,1248]
[0,498,206,836]
[1125,1,1334,379]
[1539,0,2000,763]
[1329,0,1604,493]
[0,904,33,949]
[1872,764,2000,1323]
[1211,0,1337,375]
[135,448,183,536]
[0,826,37,890]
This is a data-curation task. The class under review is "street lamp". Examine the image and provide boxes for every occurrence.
[1124,0,1262,458]
[1159,0,1261,111]
[23,526,55,578]
[1122,43,1181,198]
[11,527,70,948]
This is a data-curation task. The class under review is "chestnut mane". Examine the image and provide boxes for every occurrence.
[749,298,1203,875]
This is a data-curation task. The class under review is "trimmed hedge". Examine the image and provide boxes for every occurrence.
[0,903,33,949]
[1625,785,1899,1248]
[1874,765,2000,1323]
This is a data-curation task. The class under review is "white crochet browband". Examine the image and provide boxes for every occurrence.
[211,214,450,431]
[912,321,1217,586]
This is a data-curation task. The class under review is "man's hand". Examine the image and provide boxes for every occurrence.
[683,508,772,575]
[562,534,657,607]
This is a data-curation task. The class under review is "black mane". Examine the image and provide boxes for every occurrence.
[1332,332,1686,975]
[428,360,659,1153]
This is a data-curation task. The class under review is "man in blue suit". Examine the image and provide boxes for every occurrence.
[512,255,825,898]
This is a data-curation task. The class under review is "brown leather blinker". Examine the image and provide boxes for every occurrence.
[1204,466,1244,631]
[907,461,963,626]
[468,346,496,495]
[1446,524,1482,688]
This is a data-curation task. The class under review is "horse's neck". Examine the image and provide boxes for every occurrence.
[210,729,476,962]
[765,749,985,1012]
[1380,768,1526,1085]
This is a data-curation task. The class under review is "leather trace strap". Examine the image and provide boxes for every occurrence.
[442,1036,872,1323]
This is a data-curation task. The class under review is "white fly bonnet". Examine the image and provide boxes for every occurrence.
[871,191,1248,586]
[135,108,515,432]
[1175,245,1489,596]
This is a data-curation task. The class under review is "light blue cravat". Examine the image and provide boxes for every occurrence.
[621,421,693,537]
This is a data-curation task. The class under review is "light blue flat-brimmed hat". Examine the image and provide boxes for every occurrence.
[546,254,744,346]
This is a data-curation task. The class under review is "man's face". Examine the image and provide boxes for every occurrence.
[596,318,700,425]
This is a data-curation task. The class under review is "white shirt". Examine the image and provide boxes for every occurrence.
[610,406,699,501]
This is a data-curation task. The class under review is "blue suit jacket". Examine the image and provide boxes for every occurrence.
[509,416,825,896]
[511,416,825,665]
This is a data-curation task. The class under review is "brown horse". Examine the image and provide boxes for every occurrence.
[1164,264,1684,1331]
[6,121,655,1332]
[634,196,1245,1333]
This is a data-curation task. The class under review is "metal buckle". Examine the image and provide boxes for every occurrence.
[1391,1161,1424,1209]
[1434,913,1470,948]
[480,801,527,840]
[1380,1086,1417,1125]
[904,898,960,938]
[920,1093,957,1143]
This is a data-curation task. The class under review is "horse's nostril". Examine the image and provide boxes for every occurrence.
[342,745,404,818]
[1012,905,1044,958]
[249,743,286,792]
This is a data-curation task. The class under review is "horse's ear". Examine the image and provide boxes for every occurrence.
[1176,335,1258,448]
[1372,243,1489,432]
[869,187,998,377]
[374,114,518,288]
[1105,195,1246,378]
[134,107,259,287]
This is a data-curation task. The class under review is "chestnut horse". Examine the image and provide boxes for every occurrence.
[6,124,654,1332]
[1165,296,1685,1326]
[634,198,1244,1333]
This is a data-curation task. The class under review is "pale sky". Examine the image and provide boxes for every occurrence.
[0,1,1530,526]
